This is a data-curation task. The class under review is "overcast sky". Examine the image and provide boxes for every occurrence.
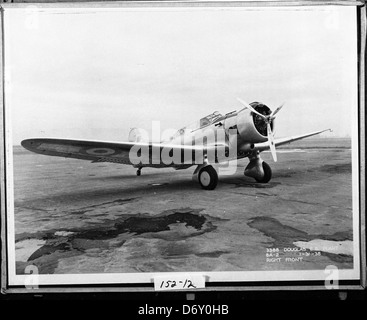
[4,5,357,145]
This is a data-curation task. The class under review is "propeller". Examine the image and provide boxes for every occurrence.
[237,98,267,120]
[269,102,284,119]
[267,120,277,162]
[237,98,285,162]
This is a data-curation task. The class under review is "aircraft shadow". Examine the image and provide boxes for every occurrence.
[15,166,283,209]
[219,176,281,189]
[27,177,279,209]
[87,171,175,181]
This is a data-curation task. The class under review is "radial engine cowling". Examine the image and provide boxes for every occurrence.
[236,102,274,143]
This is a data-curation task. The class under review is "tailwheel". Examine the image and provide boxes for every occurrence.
[255,161,272,183]
[136,168,142,176]
[198,165,218,190]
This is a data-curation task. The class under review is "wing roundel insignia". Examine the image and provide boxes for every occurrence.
[85,148,116,156]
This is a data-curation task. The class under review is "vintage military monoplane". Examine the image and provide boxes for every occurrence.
[22,99,331,190]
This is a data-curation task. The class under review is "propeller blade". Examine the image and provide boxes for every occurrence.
[270,102,284,119]
[237,98,267,120]
[267,123,277,162]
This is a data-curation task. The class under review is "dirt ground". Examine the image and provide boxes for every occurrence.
[11,138,355,276]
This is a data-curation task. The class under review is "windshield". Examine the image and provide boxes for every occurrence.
[166,111,223,142]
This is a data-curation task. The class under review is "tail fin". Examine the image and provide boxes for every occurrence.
[128,128,147,142]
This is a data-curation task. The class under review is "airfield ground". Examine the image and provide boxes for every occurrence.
[11,138,356,277]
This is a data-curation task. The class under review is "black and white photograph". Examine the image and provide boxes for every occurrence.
[1,1,364,291]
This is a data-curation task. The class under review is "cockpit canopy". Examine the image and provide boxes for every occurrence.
[199,111,223,128]
[167,111,224,141]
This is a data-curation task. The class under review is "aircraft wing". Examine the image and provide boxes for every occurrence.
[254,129,332,152]
[21,138,223,166]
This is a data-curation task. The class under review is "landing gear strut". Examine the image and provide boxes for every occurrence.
[254,161,272,183]
[193,164,218,190]
[244,152,272,183]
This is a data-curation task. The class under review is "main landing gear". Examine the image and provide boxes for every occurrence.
[192,153,272,190]
[193,164,218,190]
[244,152,272,183]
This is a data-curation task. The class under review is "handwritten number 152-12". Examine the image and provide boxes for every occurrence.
[160,279,196,289]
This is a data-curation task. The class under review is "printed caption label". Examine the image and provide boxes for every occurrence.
[154,274,206,291]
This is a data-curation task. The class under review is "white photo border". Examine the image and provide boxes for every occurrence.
[1,0,365,293]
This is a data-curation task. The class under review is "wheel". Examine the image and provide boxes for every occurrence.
[198,166,218,190]
[255,161,272,183]
[136,169,141,176]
